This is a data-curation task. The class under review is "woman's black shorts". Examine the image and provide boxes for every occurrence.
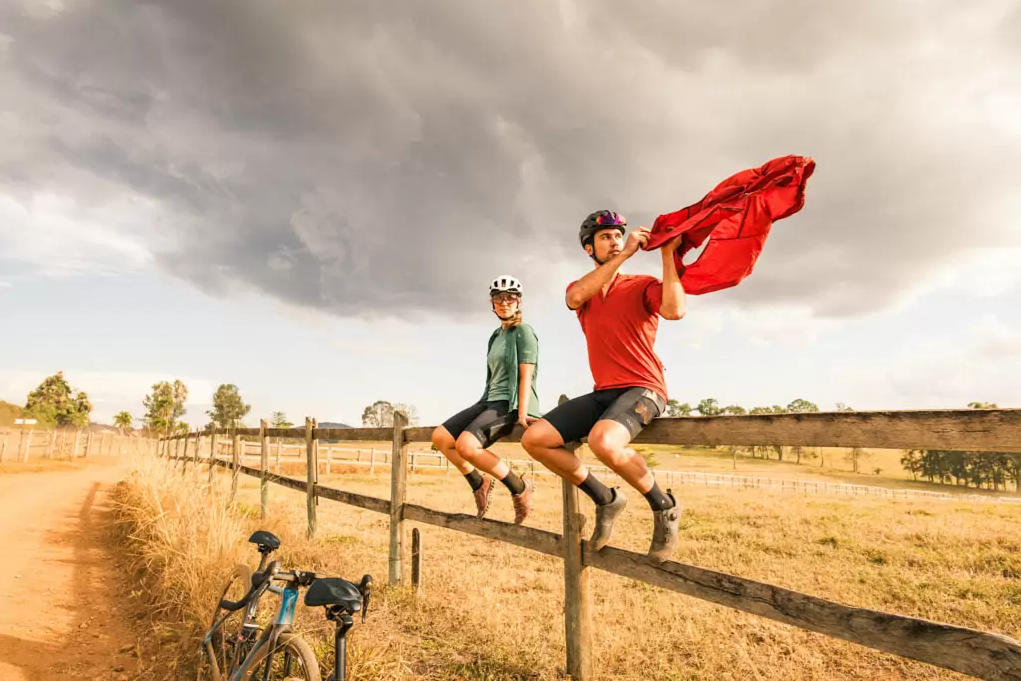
[441,400,519,448]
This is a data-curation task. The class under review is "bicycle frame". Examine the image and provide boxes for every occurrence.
[201,569,302,681]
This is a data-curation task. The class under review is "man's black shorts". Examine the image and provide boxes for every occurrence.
[440,400,518,449]
[543,387,666,444]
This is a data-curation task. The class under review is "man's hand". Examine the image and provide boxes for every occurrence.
[661,232,684,254]
[518,415,538,430]
[622,227,651,257]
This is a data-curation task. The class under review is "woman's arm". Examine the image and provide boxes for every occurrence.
[517,362,536,427]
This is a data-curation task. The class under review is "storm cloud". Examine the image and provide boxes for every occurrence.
[1,0,1018,318]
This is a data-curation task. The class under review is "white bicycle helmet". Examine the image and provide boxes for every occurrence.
[489,274,523,296]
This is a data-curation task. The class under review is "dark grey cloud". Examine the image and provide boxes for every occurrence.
[1,0,1018,319]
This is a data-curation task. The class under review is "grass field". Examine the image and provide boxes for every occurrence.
[113,455,1021,680]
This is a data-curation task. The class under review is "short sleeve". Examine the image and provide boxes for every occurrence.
[566,280,584,316]
[643,279,663,316]
[516,324,539,364]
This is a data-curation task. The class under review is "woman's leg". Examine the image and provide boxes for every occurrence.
[431,425,474,474]
[456,409,531,523]
[432,403,494,517]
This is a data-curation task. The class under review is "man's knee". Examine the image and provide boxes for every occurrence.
[455,433,482,461]
[521,420,561,456]
[587,422,631,466]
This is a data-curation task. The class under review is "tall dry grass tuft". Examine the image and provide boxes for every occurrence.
[111,456,414,680]
[113,452,1021,680]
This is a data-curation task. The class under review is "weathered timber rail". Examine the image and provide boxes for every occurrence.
[160,406,1021,680]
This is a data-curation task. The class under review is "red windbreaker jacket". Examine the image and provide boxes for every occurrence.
[644,155,815,295]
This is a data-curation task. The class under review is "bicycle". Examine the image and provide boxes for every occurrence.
[198,529,372,681]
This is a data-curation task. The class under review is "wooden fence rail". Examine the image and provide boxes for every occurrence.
[159,406,1021,681]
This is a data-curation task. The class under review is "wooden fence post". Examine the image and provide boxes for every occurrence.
[193,432,202,469]
[326,445,333,475]
[0,431,7,463]
[305,417,318,538]
[72,429,82,459]
[231,431,241,503]
[412,527,423,596]
[208,430,218,486]
[275,438,282,473]
[389,410,409,586]
[370,446,376,475]
[559,394,592,681]
[260,420,269,519]
[21,429,34,462]
[181,432,191,474]
[48,430,57,459]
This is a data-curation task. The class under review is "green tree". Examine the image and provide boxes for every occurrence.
[968,401,999,409]
[665,400,692,417]
[270,411,293,428]
[361,400,419,427]
[786,398,819,413]
[696,398,721,417]
[143,380,188,436]
[722,405,747,416]
[113,411,133,434]
[23,371,92,427]
[362,400,394,427]
[207,383,252,430]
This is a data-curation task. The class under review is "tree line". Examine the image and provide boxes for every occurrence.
[6,372,1013,490]
[1,371,422,439]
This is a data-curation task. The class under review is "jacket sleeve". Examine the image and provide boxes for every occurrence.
[516,325,539,365]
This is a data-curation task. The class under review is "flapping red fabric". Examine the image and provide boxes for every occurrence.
[645,155,815,295]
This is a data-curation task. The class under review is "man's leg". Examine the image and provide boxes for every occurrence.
[521,393,624,545]
[587,388,680,561]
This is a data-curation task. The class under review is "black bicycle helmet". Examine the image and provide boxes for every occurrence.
[579,210,627,248]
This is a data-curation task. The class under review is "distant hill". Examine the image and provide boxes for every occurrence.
[319,421,352,429]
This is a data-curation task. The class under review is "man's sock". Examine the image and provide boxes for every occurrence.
[500,470,526,495]
[643,481,675,511]
[464,469,484,492]
[578,472,614,506]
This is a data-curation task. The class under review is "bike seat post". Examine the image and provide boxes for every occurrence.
[333,611,354,681]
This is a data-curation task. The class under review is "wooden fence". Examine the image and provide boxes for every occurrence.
[222,442,1021,504]
[0,427,151,463]
[159,406,1021,681]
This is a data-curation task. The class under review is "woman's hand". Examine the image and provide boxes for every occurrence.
[518,415,538,430]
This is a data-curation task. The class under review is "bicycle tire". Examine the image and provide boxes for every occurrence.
[197,563,254,681]
[237,632,321,681]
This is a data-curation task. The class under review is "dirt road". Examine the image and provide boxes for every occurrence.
[0,461,140,680]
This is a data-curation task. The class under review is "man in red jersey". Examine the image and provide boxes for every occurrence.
[521,210,686,562]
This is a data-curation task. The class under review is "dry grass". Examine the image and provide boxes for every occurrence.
[112,455,1021,680]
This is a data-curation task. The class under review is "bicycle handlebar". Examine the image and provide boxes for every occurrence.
[218,565,368,614]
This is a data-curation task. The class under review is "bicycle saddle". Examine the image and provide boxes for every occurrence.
[248,530,281,553]
[305,578,362,612]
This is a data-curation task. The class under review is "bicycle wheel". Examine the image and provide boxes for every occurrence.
[197,563,255,681]
[237,632,321,681]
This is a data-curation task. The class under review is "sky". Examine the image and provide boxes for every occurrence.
[1,0,1019,427]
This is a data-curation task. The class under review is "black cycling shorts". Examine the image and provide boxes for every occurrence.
[543,387,666,444]
[440,400,518,449]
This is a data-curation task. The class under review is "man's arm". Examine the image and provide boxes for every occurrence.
[659,236,686,320]
[566,228,650,310]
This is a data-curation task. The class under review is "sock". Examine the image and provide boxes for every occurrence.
[464,469,484,492]
[643,482,675,511]
[578,472,614,506]
[500,470,526,495]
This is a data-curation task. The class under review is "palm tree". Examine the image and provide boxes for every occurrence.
[113,411,133,435]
